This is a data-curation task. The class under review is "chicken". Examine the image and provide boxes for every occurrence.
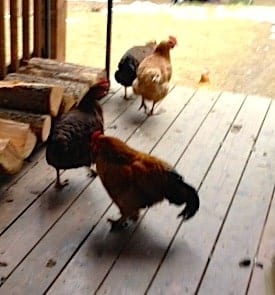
[46,79,109,189]
[132,36,177,115]
[90,131,199,231]
[114,41,156,100]
[199,68,210,84]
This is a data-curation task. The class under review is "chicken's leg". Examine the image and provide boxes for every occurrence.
[148,101,156,116]
[55,169,69,189]
[87,164,97,177]
[123,87,128,100]
[138,97,147,113]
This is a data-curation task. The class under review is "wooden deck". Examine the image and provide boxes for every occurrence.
[0,84,274,295]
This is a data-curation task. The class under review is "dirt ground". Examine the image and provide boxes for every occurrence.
[66,1,275,98]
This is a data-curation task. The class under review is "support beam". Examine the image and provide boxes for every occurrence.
[50,0,67,61]
[10,0,19,72]
[0,0,6,79]
[22,0,30,61]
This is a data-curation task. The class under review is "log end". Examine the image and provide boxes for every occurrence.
[23,131,37,159]
[0,139,23,175]
[49,86,64,117]
[41,115,52,142]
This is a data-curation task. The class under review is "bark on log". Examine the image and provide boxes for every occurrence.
[5,73,89,114]
[0,81,63,116]
[0,109,51,142]
[0,138,23,175]
[0,118,37,159]
[21,57,107,86]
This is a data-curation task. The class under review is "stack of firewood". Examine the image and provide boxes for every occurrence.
[0,58,106,175]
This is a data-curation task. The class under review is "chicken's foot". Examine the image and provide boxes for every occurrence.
[55,169,69,190]
[107,210,140,231]
[87,165,97,177]
[107,216,128,231]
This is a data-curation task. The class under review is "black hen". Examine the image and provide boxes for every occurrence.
[46,79,109,189]
[114,41,156,99]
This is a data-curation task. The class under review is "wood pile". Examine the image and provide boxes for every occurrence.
[0,58,107,175]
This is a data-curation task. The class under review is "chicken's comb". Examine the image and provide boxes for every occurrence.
[168,36,177,46]
[91,130,103,142]
[97,77,110,87]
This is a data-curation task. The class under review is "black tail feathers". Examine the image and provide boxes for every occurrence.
[115,56,137,87]
[165,169,200,221]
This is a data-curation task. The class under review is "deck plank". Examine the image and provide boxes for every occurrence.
[147,94,271,295]
[198,98,275,294]
[247,189,275,295]
[0,87,195,294]
[152,89,220,163]
[246,103,275,295]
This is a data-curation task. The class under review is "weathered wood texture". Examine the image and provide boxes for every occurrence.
[49,0,67,61]
[0,118,37,159]
[9,0,19,73]
[0,109,51,142]
[0,0,6,79]
[2,0,67,77]
[0,139,23,175]
[5,73,90,114]
[0,81,63,117]
[22,0,30,61]
[33,0,44,57]
[0,86,273,295]
[22,57,107,85]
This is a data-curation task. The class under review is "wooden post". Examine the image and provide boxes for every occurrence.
[10,0,19,72]
[33,0,44,57]
[50,0,67,61]
[0,0,6,79]
[22,0,30,61]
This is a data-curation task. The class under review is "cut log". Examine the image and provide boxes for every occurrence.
[0,118,37,159]
[0,109,51,142]
[5,73,89,113]
[0,138,23,175]
[0,81,63,116]
[21,57,107,86]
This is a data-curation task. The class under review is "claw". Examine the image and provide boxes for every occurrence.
[107,217,128,231]
[88,168,97,178]
[55,169,69,190]
[55,179,69,190]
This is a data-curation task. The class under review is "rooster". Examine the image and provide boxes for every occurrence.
[114,41,156,100]
[132,36,177,115]
[46,79,109,189]
[90,131,199,231]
